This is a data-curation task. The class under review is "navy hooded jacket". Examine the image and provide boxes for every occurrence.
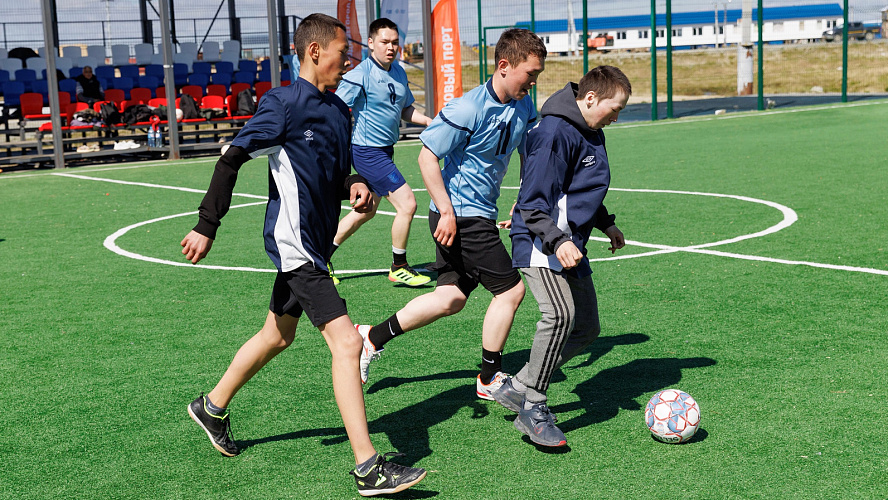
[510,82,616,278]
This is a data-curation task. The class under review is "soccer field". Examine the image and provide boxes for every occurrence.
[2,101,886,499]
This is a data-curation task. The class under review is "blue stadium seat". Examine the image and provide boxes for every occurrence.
[118,65,140,80]
[214,61,234,75]
[173,63,189,87]
[59,78,77,97]
[95,65,116,81]
[238,59,257,74]
[192,61,212,75]
[0,69,9,86]
[210,71,232,89]
[14,69,37,92]
[2,81,25,108]
[31,79,50,103]
[112,77,134,99]
[233,71,255,85]
[69,66,83,78]
[187,72,209,89]
[144,64,164,82]
[137,75,160,91]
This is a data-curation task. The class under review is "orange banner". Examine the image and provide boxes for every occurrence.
[431,0,463,114]
[337,0,363,69]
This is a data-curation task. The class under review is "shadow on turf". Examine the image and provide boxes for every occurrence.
[334,261,437,285]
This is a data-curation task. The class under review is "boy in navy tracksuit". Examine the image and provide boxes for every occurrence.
[492,66,631,447]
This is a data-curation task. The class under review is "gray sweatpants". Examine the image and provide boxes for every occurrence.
[515,266,601,404]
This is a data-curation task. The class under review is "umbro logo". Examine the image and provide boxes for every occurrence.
[582,155,595,166]
[304,130,314,141]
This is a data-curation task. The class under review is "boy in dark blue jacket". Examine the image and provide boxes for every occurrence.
[492,66,631,447]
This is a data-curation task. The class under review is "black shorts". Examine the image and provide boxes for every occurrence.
[269,263,348,327]
[428,210,522,297]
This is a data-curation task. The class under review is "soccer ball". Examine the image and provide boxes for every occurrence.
[644,389,700,443]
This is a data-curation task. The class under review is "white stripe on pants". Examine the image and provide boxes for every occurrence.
[515,267,601,403]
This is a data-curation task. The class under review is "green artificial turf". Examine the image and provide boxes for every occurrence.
[1,101,886,499]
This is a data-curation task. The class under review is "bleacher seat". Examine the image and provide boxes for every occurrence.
[0,58,23,75]
[95,65,116,80]
[68,67,82,78]
[137,75,160,91]
[14,69,37,92]
[112,77,135,98]
[230,82,251,97]
[65,101,89,125]
[59,78,77,98]
[238,59,257,74]
[192,61,212,75]
[32,80,50,103]
[20,92,49,120]
[233,71,254,85]
[134,43,154,65]
[2,81,26,108]
[111,44,130,66]
[144,64,164,81]
[214,60,234,75]
[178,42,199,59]
[0,47,8,59]
[180,84,204,101]
[0,69,9,86]
[26,57,47,77]
[86,45,107,65]
[151,51,165,65]
[254,81,271,102]
[130,87,152,103]
[220,40,240,65]
[79,56,102,70]
[62,46,83,63]
[148,97,166,108]
[206,84,227,98]
[201,95,225,117]
[187,73,209,89]
[210,71,232,89]
[56,56,75,75]
[173,52,194,73]
[155,87,166,100]
[104,88,126,107]
[201,41,221,63]
[118,65,140,80]
[173,63,189,87]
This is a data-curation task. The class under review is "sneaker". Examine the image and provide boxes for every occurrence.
[327,262,340,285]
[351,452,426,497]
[88,144,101,152]
[187,394,240,457]
[476,371,509,401]
[356,324,383,385]
[113,141,129,150]
[491,376,524,413]
[388,265,431,286]
[514,402,567,447]
[76,145,91,153]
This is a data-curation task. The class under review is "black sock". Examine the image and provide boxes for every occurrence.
[480,348,502,384]
[368,314,404,350]
[330,243,340,257]
[392,251,408,267]
[204,395,227,417]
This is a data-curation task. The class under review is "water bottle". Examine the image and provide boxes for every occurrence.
[155,126,164,147]
[147,125,156,148]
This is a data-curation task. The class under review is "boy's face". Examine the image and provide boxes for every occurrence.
[498,54,544,101]
[369,27,399,66]
[579,89,629,129]
[315,28,351,88]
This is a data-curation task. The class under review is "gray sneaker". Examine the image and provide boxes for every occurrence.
[514,402,567,447]
[491,376,524,413]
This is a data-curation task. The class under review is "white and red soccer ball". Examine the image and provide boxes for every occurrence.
[644,389,700,443]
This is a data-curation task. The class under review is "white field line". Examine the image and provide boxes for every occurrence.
[54,172,888,277]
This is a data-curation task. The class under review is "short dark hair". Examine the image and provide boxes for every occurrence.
[369,18,399,39]
[293,13,347,62]
[493,28,547,68]
[577,65,632,101]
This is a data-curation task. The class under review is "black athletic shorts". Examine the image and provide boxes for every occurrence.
[269,263,348,327]
[428,209,522,297]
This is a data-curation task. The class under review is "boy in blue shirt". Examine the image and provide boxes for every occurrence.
[356,29,547,400]
[180,14,425,496]
[492,66,630,447]
[329,18,433,287]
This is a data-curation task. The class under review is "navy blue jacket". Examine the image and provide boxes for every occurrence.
[510,82,616,278]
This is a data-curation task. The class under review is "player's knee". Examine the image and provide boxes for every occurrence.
[330,328,363,360]
[440,295,467,316]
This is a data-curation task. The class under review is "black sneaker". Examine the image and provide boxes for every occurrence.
[187,394,240,456]
[351,452,427,497]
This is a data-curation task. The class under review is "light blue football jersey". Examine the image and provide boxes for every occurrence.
[336,56,415,147]
[419,80,537,219]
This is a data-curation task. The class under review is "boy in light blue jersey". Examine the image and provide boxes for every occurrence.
[329,18,433,287]
[356,29,547,401]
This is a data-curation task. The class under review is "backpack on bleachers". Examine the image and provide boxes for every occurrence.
[99,102,122,125]
[122,104,155,125]
[178,94,201,120]
[236,88,256,116]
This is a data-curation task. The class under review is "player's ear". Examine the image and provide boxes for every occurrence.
[584,90,597,107]
[307,41,321,62]
[496,58,510,75]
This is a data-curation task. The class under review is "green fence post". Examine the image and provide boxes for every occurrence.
[842,0,848,102]
[757,0,764,110]
[582,0,588,75]
[478,0,484,84]
[651,0,658,121]
[666,0,673,119]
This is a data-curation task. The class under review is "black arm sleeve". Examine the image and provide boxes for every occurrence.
[592,204,616,233]
[519,208,572,255]
[342,173,369,200]
[193,146,253,239]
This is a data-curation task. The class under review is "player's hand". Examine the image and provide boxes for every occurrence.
[555,240,583,269]
[181,230,213,264]
[604,225,625,254]
[350,183,374,213]
[497,202,516,229]
[434,211,457,247]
